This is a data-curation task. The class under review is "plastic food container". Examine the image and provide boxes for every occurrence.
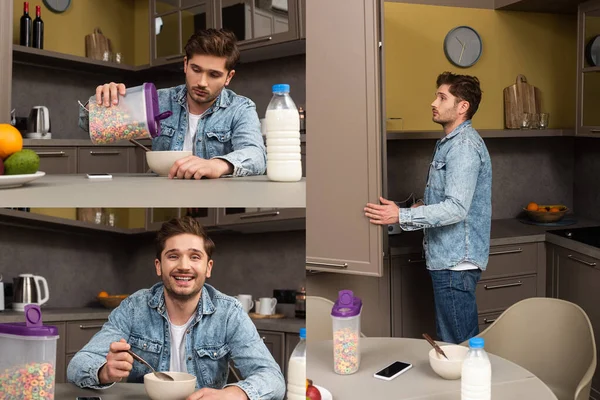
[331,289,362,375]
[0,304,59,400]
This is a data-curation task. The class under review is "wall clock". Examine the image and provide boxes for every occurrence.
[585,35,600,67]
[43,0,72,13]
[443,26,482,68]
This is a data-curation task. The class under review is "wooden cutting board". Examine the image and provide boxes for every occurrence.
[503,75,541,129]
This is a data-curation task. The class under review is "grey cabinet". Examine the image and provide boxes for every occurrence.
[28,147,78,174]
[216,207,304,225]
[55,323,67,384]
[146,208,217,231]
[305,0,386,277]
[577,0,600,136]
[78,147,135,174]
[0,1,11,123]
[56,320,107,383]
[257,330,285,373]
[284,332,300,378]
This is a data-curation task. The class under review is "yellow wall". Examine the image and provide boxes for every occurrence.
[29,208,146,229]
[13,0,150,66]
[30,208,77,220]
[384,3,577,130]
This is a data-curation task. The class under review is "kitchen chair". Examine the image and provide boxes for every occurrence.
[464,297,596,400]
[307,295,367,341]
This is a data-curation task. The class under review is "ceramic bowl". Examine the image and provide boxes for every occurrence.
[523,204,569,223]
[144,371,197,400]
[428,345,469,380]
[146,151,192,176]
[97,294,128,309]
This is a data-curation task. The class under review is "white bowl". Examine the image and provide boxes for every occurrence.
[428,345,469,380]
[146,151,192,176]
[144,371,197,400]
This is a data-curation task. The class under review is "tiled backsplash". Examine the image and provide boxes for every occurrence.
[0,222,305,309]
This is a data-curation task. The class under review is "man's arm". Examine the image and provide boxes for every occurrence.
[399,141,481,229]
[66,298,133,389]
[224,304,286,400]
[212,100,267,177]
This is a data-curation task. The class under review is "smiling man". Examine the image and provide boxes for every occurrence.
[79,29,266,179]
[67,216,285,400]
[364,72,492,345]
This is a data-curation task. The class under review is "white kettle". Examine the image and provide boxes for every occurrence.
[12,274,50,311]
[27,106,51,139]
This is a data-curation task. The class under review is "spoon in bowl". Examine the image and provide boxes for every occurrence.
[127,349,174,381]
[422,333,449,360]
[129,139,151,152]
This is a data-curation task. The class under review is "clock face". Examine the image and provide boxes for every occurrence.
[43,0,71,13]
[586,35,600,67]
[444,26,482,68]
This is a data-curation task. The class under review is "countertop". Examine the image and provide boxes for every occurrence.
[0,174,306,208]
[389,216,600,257]
[0,307,305,334]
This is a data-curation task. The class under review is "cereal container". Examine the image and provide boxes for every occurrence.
[0,304,59,400]
[88,82,172,145]
[331,289,362,375]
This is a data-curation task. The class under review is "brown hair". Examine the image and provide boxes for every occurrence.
[436,72,482,120]
[155,216,215,260]
[184,28,240,71]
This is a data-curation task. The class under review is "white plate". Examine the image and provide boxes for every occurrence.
[0,171,45,189]
[315,385,333,400]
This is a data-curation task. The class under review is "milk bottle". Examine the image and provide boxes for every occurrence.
[265,84,302,182]
[461,337,492,400]
[286,327,306,400]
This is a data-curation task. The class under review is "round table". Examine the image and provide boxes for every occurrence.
[56,382,148,399]
[308,338,558,400]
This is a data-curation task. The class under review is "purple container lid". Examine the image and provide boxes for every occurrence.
[0,304,58,337]
[143,82,172,139]
[331,290,362,318]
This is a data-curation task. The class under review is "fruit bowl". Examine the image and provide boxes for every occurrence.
[523,204,569,223]
[97,294,128,309]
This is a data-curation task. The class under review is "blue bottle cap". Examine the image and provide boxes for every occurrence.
[272,84,290,93]
[469,337,484,348]
[299,327,306,339]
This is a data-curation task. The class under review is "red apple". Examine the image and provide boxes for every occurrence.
[306,383,322,400]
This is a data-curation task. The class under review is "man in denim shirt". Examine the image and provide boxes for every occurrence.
[365,72,492,344]
[79,29,266,179]
[67,217,285,400]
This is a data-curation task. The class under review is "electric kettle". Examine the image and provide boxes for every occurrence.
[12,274,49,311]
[27,106,51,139]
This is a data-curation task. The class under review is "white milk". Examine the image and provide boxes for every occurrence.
[461,351,491,400]
[286,356,306,400]
[265,109,300,134]
[265,109,302,181]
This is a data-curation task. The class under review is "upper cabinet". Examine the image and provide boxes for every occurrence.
[305,0,386,277]
[577,0,600,136]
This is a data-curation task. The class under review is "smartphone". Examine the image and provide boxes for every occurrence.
[76,397,102,400]
[86,173,112,180]
[373,361,413,381]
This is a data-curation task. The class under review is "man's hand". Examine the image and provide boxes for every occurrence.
[98,339,133,384]
[95,82,127,107]
[168,156,233,180]
[186,386,248,400]
[364,197,400,225]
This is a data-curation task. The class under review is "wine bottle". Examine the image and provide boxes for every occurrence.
[32,5,44,49]
[19,2,32,47]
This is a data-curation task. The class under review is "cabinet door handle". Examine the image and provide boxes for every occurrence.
[239,211,280,220]
[305,261,349,269]
[90,151,121,156]
[590,129,600,133]
[489,248,522,256]
[79,324,104,330]
[238,36,273,47]
[165,55,184,61]
[261,336,267,341]
[568,254,597,267]
[407,258,425,264]
[483,318,496,324]
[484,281,522,290]
[37,151,66,157]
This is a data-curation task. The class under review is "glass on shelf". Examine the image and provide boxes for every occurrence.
[520,112,531,129]
[539,113,549,129]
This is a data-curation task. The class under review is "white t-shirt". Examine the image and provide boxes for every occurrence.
[183,112,205,152]
[168,315,195,373]
[449,261,479,271]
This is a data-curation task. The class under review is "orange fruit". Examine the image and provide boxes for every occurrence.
[549,207,560,213]
[537,208,547,213]
[0,124,23,160]
[526,202,538,211]
[98,291,109,298]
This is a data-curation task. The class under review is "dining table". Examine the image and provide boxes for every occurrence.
[308,337,559,399]
[56,382,149,399]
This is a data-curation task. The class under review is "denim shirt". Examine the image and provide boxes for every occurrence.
[67,283,285,400]
[398,120,492,270]
[79,86,266,177]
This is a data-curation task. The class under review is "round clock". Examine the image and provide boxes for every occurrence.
[443,26,482,68]
[585,35,600,67]
[43,0,71,13]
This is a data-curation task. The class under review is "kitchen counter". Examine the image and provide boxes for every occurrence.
[0,307,305,333]
[389,216,600,256]
[0,174,306,208]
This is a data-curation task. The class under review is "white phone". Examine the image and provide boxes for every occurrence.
[86,173,112,180]
[373,361,413,381]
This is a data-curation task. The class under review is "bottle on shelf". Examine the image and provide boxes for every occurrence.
[19,2,32,47]
[32,5,44,49]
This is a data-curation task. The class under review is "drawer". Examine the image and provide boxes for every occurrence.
[476,275,537,314]
[78,147,131,174]
[477,311,503,334]
[483,243,538,280]
[66,320,107,354]
[28,147,77,174]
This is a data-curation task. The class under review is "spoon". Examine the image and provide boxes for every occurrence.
[422,333,449,360]
[127,349,174,381]
[129,139,151,152]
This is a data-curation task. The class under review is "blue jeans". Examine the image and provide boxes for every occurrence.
[429,269,482,344]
